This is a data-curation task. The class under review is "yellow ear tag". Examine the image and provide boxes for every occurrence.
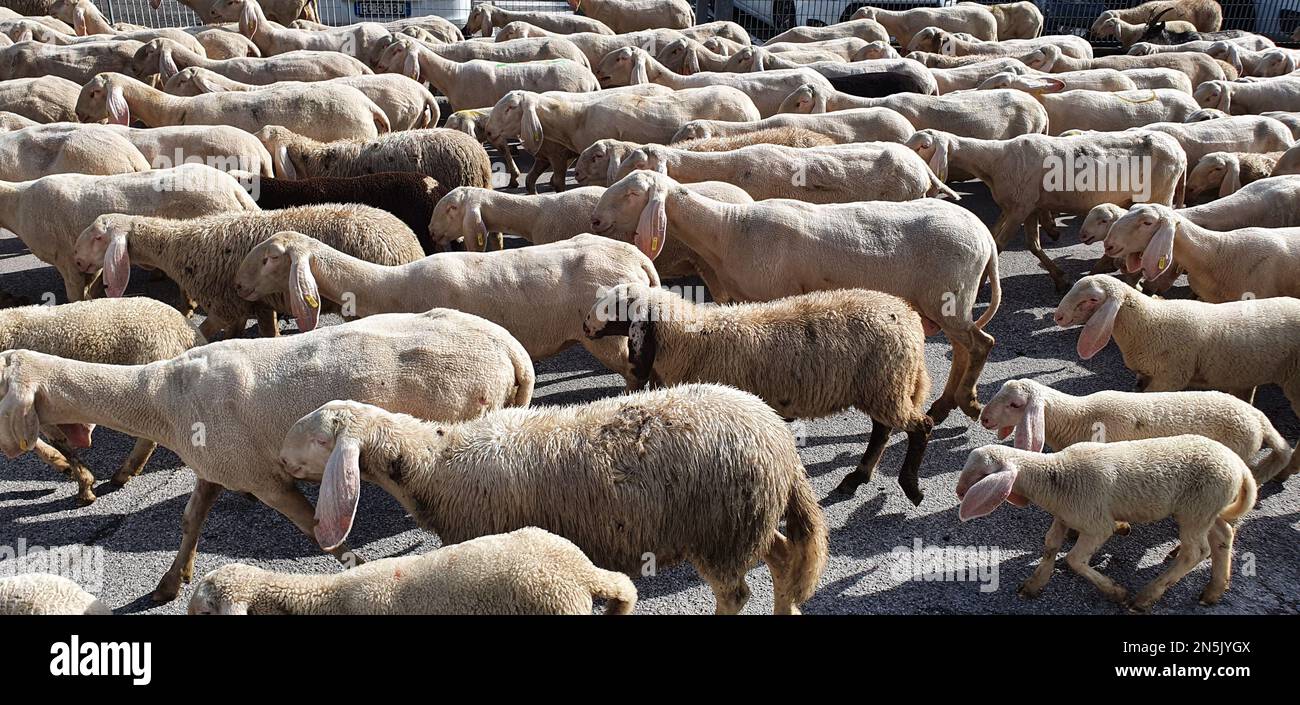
[1158,256,1168,271]
[19,439,28,452]
[650,236,660,252]
[305,294,319,309]
[476,233,485,249]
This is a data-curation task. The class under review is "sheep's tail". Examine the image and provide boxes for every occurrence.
[588,568,638,615]
[508,344,536,407]
[1251,415,1293,484]
[779,473,828,609]
[371,103,392,134]
[421,92,439,128]
[1219,468,1257,523]
[925,165,960,200]
[1277,435,1300,483]
[640,256,661,289]
[974,243,1001,329]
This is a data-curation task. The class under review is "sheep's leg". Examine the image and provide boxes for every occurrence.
[927,342,967,424]
[110,438,159,486]
[153,479,224,602]
[833,419,890,496]
[1019,517,1068,598]
[256,309,279,337]
[700,569,750,615]
[32,438,97,505]
[896,425,930,506]
[1022,215,1069,292]
[1199,518,1235,605]
[524,157,547,195]
[254,485,365,569]
[580,335,639,390]
[1129,524,1211,611]
[1038,210,1061,242]
[60,267,88,303]
[1064,531,1127,604]
[500,142,522,188]
[954,327,995,420]
[989,212,1015,252]
[765,532,801,615]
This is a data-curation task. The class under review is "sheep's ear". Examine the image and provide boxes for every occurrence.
[1141,216,1176,281]
[103,230,130,297]
[753,48,764,71]
[1078,295,1120,360]
[927,136,949,182]
[240,0,259,37]
[606,151,622,183]
[959,466,1020,521]
[647,146,668,175]
[73,5,87,35]
[1215,85,1230,112]
[288,252,321,332]
[193,73,224,93]
[315,435,361,551]
[1219,158,1242,198]
[520,97,544,153]
[402,47,420,81]
[630,51,648,84]
[274,144,298,179]
[635,182,667,260]
[106,84,130,126]
[158,49,179,83]
[463,202,489,251]
[0,376,38,459]
[1013,394,1045,453]
[682,46,699,75]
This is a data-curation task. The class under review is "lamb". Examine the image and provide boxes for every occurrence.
[959,1,1043,39]
[131,38,371,85]
[236,0,391,64]
[0,75,80,122]
[585,284,934,502]
[0,164,257,302]
[850,5,997,47]
[980,378,1293,484]
[0,38,143,83]
[1208,44,1299,78]
[254,126,493,191]
[72,205,424,340]
[1186,151,1283,197]
[279,385,827,615]
[906,128,1185,290]
[1089,0,1223,34]
[594,46,830,117]
[0,309,535,601]
[162,66,437,131]
[444,107,570,194]
[188,528,638,615]
[768,18,888,45]
[0,574,110,615]
[938,31,1093,60]
[670,107,915,144]
[463,2,614,37]
[591,170,1000,422]
[606,141,956,203]
[1195,78,1300,114]
[1054,274,1300,421]
[0,122,149,180]
[577,128,837,186]
[984,81,1201,134]
[387,36,599,112]
[1094,15,1198,48]
[1131,115,1294,166]
[956,436,1255,610]
[1101,202,1300,303]
[1021,45,1228,86]
[779,84,1049,140]
[246,172,448,255]
[76,72,389,142]
[565,0,694,33]
[977,68,1136,92]
[0,297,205,503]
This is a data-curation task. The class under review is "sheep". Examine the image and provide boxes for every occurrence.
[236,231,656,384]
[959,1,1043,39]
[779,84,1049,140]
[203,0,316,25]
[1054,274,1300,420]
[72,205,423,339]
[1186,151,1283,198]
[1121,67,1196,92]
[594,46,830,117]
[0,309,535,601]
[0,122,149,179]
[495,26,686,67]
[928,57,1029,93]
[1090,0,1223,34]
[279,385,826,615]
[938,31,1093,60]
[576,129,837,187]
[907,128,1185,290]
[1137,8,1258,47]
[463,2,614,37]
[0,574,109,615]
[722,45,850,72]
[163,67,437,131]
[670,107,915,144]
[667,125,836,152]
[0,164,257,302]
[103,123,274,176]
[188,528,638,615]
[1101,202,1300,303]
[0,75,80,122]
[977,68,1137,93]
[851,5,997,47]
[1133,115,1294,166]
[1021,45,1228,86]
[375,34,590,67]
[8,13,207,54]
[444,106,571,194]
[768,18,888,45]
[1095,15,1198,48]
[392,41,599,113]
[245,172,447,255]
[857,40,900,60]
[956,436,1255,610]
[906,50,1000,68]
[815,60,940,96]
[585,283,934,501]
[0,110,35,129]
[188,25,261,60]
[653,36,729,74]
[1195,78,1300,114]
[254,126,493,191]
[0,298,205,503]
[131,38,371,85]
[605,141,956,203]
[983,80,1201,134]
[484,86,761,160]
[1128,36,1272,55]
[1208,43,1299,78]
[235,0,391,64]
[591,170,1000,422]
[76,72,389,143]
[0,38,143,84]
[565,0,693,34]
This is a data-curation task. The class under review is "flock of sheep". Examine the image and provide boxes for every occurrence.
[0,0,1296,616]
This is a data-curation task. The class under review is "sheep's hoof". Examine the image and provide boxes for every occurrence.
[1198,590,1224,606]
[902,486,924,507]
[109,471,134,487]
[1165,544,1181,562]
[833,475,863,496]
[75,491,96,507]
[151,577,182,603]
[1017,583,1042,600]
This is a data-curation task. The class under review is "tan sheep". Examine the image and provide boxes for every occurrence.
[0,122,149,180]
[0,574,109,615]
[131,38,371,85]
[1187,151,1283,198]
[254,126,493,191]
[567,0,694,33]
[0,76,81,123]
[1090,0,1223,34]
[670,107,915,144]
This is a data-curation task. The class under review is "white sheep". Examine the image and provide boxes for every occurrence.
[976,68,1136,93]
[0,75,81,123]
[928,57,1029,93]
[1132,115,1294,167]
[957,436,1255,610]
[374,34,590,68]
[131,38,371,85]
[566,0,694,33]
[670,106,915,144]
[189,528,638,615]
[768,18,889,45]
[779,83,1048,139]
[938,30,1092,59]
[0,38,143,84]
[279,385,827,615]
[1195,77,1300,114]
[0,574,109,615]
[1020,45,1228,87]
[960,1,1043,39]
[1186,150,1284,197]
[0,122,148,179]
[851,5,998,47]
[463,2,614,37]
[980,79,1201,134]
[236,0,391,64]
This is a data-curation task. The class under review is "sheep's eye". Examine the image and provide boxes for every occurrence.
[1142,219,1154,226]
[1009,401,1024,409]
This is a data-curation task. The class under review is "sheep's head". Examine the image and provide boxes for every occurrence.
[1020,45,1058,71]
[610,145,668,182]
[701,36,733,56]
[724,46,761,72]
[484,90,535,147]
[373,35,410,74]
[496,21,531,42]
[979,380,1046,452]
[235,230,311,305]
[656,38,695,74]
[1078,203,1124,245]
[857,41,897,60]
[978,72,1064,95]
[956,446,1027,521]
[1089,10,1117,38]
[904,129,952,182]
[76,73,130,125]
[851,7,876,22]
[1184,108,1227,122]
[188,564,266,615]
[50,0,93,35]
[1258,49,1296,77]
[597,46,648,87]
[444,110,481,140]
[1187,152,1240,198]
[584,282,649,339]
[0,350,94,459]
[1194,81,1230,112]
[671,121,712,143]
[73,215,132,297]
[592,170,674,259]
[906,27,944,53]
[130,38,179,83]
[428,188,490,250]
[574,139,634,186]
[254,125,304,179]
[1104,203,1177,281]
[1054,275,1126,359]
[1093,16,1120,40]
[162,67,217,97]
[777,84,826,114]
[464,4,491,37]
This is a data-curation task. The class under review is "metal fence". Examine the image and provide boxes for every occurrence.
[77,0,1300,40]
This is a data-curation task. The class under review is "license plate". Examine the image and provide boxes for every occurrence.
[354,1,410,17]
